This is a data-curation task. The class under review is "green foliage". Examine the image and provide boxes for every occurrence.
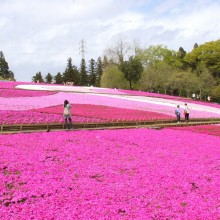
[196,64,216,99]
[178,47,186,59]
[63,57,80,84]
[139,61,172,93]
[25,38,220,103]
[138,45,171,66]
[120,56,143,89]
[80,59,88,86]
[181,70,199,97]
[211,85,220,102]
[194,43,199,49]
[54,72,63,84]
[0,51,15,80]
[45,73,53,83]
[100,65,129,89]
[32,72,44,83]
[96,57,103,87]
[139,66,159,92]
[184,40,220,77]
[137,45,185,70]
[88,58,97,86]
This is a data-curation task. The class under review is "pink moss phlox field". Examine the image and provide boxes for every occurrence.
[119,89,220,108]
[0,110,104,125]
[0,89,57,97]
[1,92,219,119]
[1,82,220,123]
[91,88,126,95]
[171,124,220,136]
[35,104,175,121]
[0,81,32,89]
[0,128,220,219]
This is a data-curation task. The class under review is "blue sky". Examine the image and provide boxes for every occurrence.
[0,0,220,82]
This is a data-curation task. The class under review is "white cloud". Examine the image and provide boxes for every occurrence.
[0,0,219,81]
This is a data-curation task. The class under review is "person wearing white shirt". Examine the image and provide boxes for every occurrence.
[184,103,190,123]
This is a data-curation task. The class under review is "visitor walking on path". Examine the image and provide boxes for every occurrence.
[175,105,181,123]
[184,103,190,123]
[63,100,72,129]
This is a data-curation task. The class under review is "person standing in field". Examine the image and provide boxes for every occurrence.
[184,103,190,123]
[63,100,72,129]
[175,105,181,123]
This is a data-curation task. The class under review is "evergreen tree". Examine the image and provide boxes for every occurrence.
[177,47,187,69]
[96,57,103,87]
[80,58,88,86]
[178,47,186,59]
[45,73,53,83]
[120,56,143,90]
[194,43,199,49]
[54,72,63,84]
[88,58,96,86]
[0,51,15,80]
[63,57,80,84]
[32,71,44,83]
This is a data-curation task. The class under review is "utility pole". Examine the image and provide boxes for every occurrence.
[79,39,87,60]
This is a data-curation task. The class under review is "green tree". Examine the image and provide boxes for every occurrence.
[181,70,199,98]
[178,47,186,59]
[184,39,220,77]
[32,71,44,83]
[54,72,63,84]
[211,85,220,102]
[156,62,176,94]
[137,45,170,67]
[88,58,97,86]
[0,51,15,80]
[63,57,80,84]
[139,66,159,92]
[196,64,216,100]
[45,73,53,83]
[194,43,199,49]
[137,44,184,70]
[80,58,88,86]
[96,57,103,87]
[162,68,195,97]
[165,71,180,96]
[177,47,187,70]
[101,65,129,89]
[120,56,143,89]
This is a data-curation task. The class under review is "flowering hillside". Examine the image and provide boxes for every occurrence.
[0,127,220,219]
[0,81,220,219]
[0,82,220,125]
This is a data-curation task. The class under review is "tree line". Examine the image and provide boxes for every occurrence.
[1,38,220,102]
[101,39,220,102]
[32,57,104,87]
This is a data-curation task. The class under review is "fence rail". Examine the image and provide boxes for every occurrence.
[0,118,220,133]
